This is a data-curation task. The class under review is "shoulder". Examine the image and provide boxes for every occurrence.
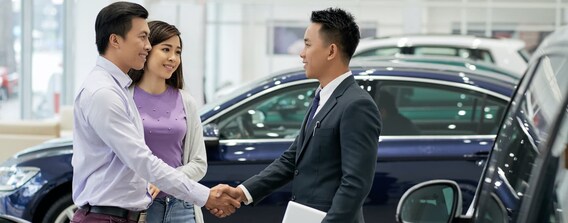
[343,83,374,103]
[178,89,199,111]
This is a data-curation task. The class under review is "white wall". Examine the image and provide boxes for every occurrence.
[73,0,207,106]
[72,0,568,107]
[148,2,206,105]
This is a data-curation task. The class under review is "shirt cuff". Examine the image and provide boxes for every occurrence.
[238,184,253,205]
[191,183,211,207]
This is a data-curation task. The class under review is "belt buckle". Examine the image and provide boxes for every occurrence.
[137,212,147,223]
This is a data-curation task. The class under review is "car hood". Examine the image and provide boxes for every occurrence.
[2,137,73,167]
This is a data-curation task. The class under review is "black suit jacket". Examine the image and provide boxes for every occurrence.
[242,75,382,223]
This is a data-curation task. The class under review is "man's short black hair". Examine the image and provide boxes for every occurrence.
[95,1,148,55]
[310,7,360,63]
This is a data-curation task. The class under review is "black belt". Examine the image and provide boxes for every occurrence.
[81,205,146,222]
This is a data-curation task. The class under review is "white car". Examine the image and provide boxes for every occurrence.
[354,35,529,76]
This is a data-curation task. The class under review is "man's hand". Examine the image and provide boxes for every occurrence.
[208,185,248,217]
[205,184,242,218]
[149,184,160,199]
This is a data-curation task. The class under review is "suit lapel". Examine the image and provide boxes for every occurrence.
[295,75,356,163]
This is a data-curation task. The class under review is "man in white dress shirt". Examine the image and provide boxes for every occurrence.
[71,2,239,222]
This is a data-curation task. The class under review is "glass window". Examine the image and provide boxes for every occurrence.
[0,0,21,120]
[540,107,568,222]
[477,194,507,223]
[414,47,458,57]
[542,108,568,222]
[355,47,401,57]
[372,81,507,136]
[31,0,64,119]
[217,83,318,140]
[475,54,568,222]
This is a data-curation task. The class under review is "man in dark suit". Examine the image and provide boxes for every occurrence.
[211,7,382,223]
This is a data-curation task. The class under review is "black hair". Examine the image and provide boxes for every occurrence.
[95,1,148,55]
[310,7,360,63]
[128,21,184,89]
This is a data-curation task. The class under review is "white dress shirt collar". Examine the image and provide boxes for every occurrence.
[315,71,352,114]
[97,56,132,88]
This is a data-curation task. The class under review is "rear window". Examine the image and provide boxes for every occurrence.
[413,46,494,63]
[355,47,401,57]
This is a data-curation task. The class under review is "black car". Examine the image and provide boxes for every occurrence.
[396,26,568,223]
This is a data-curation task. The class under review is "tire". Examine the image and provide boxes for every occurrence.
[42,194,77,223]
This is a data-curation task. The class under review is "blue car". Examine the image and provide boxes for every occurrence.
[0,61,518,223]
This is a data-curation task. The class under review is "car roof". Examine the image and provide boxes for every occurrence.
[356,34,526,52]
[201,61,518,118]
[528,27,568,65]
[352,54,520,79]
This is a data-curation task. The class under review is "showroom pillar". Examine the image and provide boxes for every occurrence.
[403,0,423,34]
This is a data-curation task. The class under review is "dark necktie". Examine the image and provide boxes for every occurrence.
[306,90,320,128]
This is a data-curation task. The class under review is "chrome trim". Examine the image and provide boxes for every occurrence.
[217,135,496,144]
[378,135,496,140]
[360,75,511,101]
[204,136,220,141]
[203,75,509,125]
[220,138,296,144]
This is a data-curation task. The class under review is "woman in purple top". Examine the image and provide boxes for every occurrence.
[128,21,207,223]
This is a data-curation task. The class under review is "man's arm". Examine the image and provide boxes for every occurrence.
[84,88,239,214]
[239,136,299,204]
[324,97,381,222]
[209,135,302,217]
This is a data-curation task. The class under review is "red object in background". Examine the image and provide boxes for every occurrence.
[0,66,18,98]
[54,92,60,114]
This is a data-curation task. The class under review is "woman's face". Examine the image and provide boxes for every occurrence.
[145,35,182,80]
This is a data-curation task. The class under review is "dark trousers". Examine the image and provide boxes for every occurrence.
[71,208,139,223]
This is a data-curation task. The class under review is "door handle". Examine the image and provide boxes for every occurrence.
[464,151,490,166]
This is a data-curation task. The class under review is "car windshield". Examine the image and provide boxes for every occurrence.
[199,75,283,116]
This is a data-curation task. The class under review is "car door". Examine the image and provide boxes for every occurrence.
[365,77,509,222]
[201,80,319,222]
[472,53,568,222]
[520,100,568,223]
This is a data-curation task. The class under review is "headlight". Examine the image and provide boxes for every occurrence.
[0,167,40,191]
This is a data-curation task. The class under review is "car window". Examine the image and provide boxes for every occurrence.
[355,47,401,57]
[372,80,507,136]
[474,55,568,222]
[530,103,568,222]
[414,47,458,57]
[413,46,494,63]
[216,83,318,139]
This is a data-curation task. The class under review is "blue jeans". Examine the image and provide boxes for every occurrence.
[146,196,196,223]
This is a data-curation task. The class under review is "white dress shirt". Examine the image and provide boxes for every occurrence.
[238,71,353,204]
[72,56,209,211]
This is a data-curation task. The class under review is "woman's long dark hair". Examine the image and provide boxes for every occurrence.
[128,20,184,89]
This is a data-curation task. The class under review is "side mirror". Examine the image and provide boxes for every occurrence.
[396,180,462,223]
[203,123,220,147]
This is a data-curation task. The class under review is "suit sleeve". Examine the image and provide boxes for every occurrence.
[324,97,382,223]
[241,136,299,204]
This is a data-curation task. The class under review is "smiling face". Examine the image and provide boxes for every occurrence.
[114,17,151,72]
[300,23,330,80]
[145,35,182,80]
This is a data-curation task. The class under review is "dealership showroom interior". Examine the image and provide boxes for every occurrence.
[0,0,567,222]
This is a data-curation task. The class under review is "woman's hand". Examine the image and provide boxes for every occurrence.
[149,184,161,199]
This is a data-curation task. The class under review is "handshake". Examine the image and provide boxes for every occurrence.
[204,184,247,218]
